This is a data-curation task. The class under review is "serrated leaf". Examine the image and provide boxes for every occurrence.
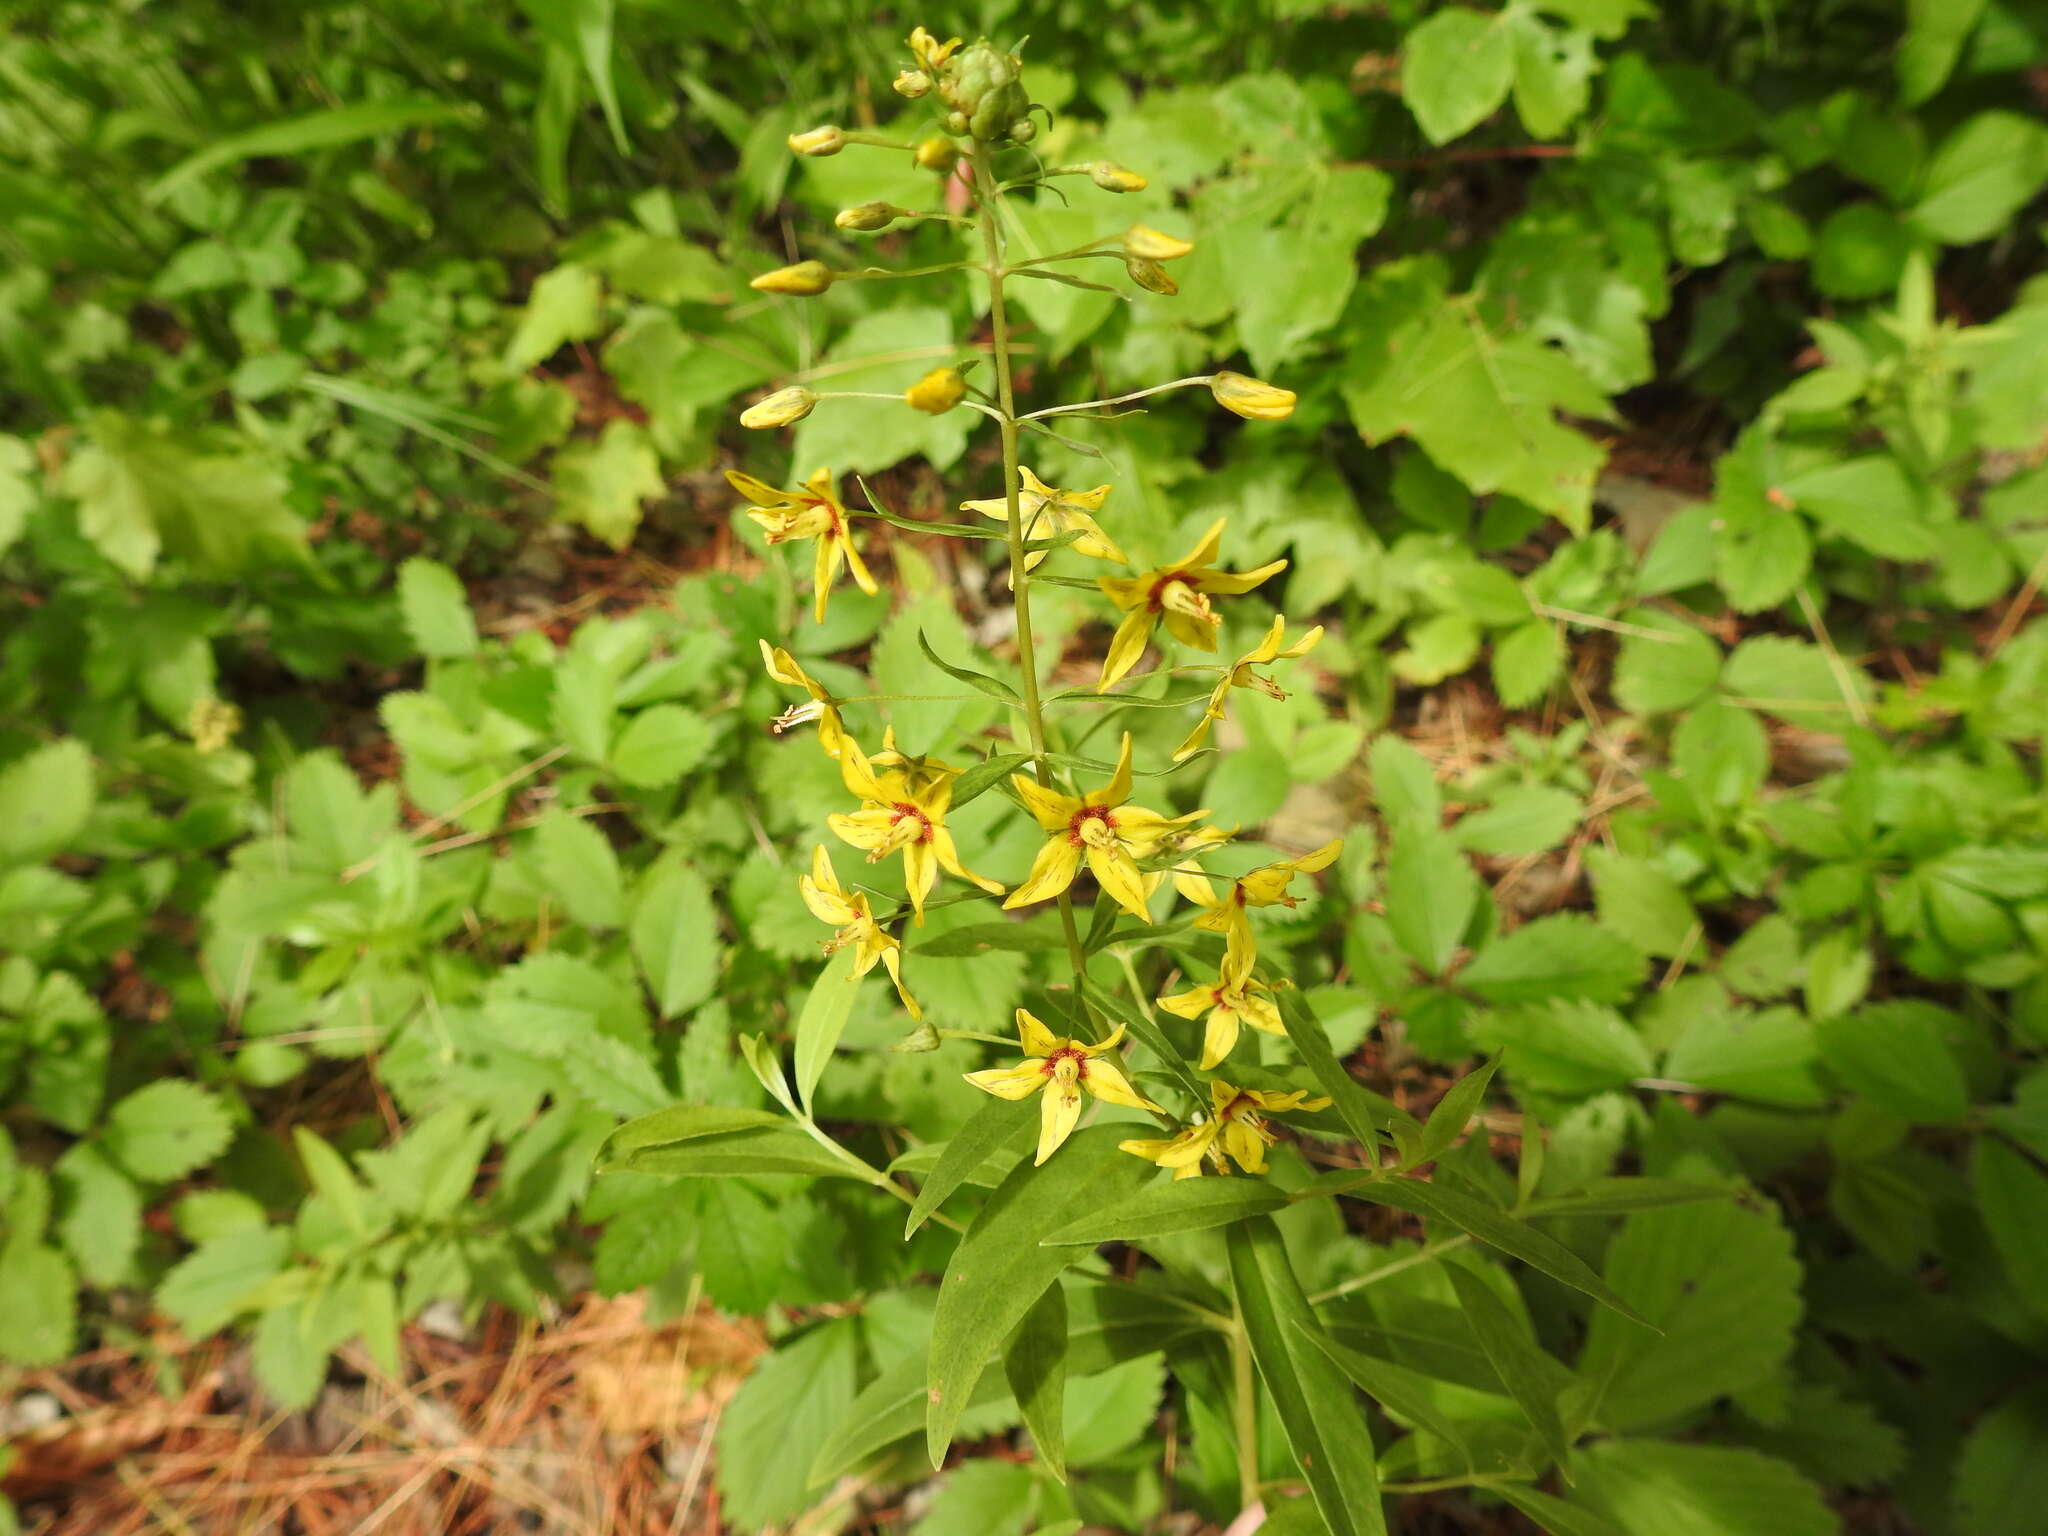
[1462,916,1644,1005]
[1472,1001,1653,1097]
[1815,1000,1967,1124]
[396,557,477,658]
[155,1226,291,1335]
[1404,9,1517,144]
[1662,1005,1825,1107]
[104,1080,235,1183]
[1228,1216,1388,1536]
[632,861,720,1018]
[1956,1381,2048,1535]
[533,811,625,928]
[1578,1196,1801,1430]
[55,1144,142,1288]
[610,704,715,786]
[1386,829,1482,975]
[553,420,664,549]
[1452,786,1582,856]
[1573,1440,1833,1536]
[0,739,96,867]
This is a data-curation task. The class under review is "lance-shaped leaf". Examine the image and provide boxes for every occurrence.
[952,752,1038,809]
[1005,1283,1068,1480]
[1298,1325,1478,1472]
[1279,987,1413,1155]
[1227,1215,1388,1536]
[919,628,1021,704]
[903,1095,1036,1237]
[1043,1177,1291,1246]
[794,947,860,1114]
[926,1125,1149,1466]
[1395,1053,1500,1169]
[1446,1262,1576,1475]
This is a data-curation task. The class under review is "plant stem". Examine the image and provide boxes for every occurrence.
[971,141,1092,1000]
[1230,1315,1260,1510]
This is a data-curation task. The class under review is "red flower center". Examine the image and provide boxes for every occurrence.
[1146,571,1196,611]
[1040,1047,1089,1078]
[889,802,934,842]
[1067,804,1118,847]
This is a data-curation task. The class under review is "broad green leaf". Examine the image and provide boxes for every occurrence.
[610,704,716,786]
[794,947,860,1113]
[1461,916,1644,1006]
[155,1226,291,1335]
[148,98,473,203]
[103,1080,235,1183]
[631,861,720,1018]
[504,263,604,373]
[1611,615,1720,716]
[1444,1261,1573,1471]
[1956,1381,2048,1535]
[597,1104,786,1165]
[1042,1176,1290,1245]
[790,307,970,475]
[1451,786,1582,856]
[1578,1197,1800,1431]
[0,1238,75,1366]
[1661,1006,1826,1107]
[561,1033,671,1117]
[1780,456,1939,561]
[1572,1440,1833,1536]
[552,420,664,549]
[1227,1216,1388,1536]
[1910,110,2048,245]
[1719,915,1801,1001]
[1586,851,1697,959]
[1350,1177,1651,1326]
[1814,1000,1967,1124]
[0,740,95,867]
[717,1318,860,1530]
[1471,1001,1653,1097]
[926,1126,1150,1465]
[1386,829,1481,975]
[1720,635,1871,732]
[1004,1282,1068,1481]
[1897,0,1988,104]
[55,1144,141,1288]
[1493,618,1565,708]
[1369,734,1443,833]
[396,557,477,658]
[1972,1139,2048,1326]
[1404,9,1517,145]
[533,810,625,928]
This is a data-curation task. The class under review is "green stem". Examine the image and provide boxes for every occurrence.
[971,141,1092,1002]
[1306,1234,1473,1305]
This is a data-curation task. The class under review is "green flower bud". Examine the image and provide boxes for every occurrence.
[1124,256,1179,296]
[835,201,900,232]
[787,125,846,157]
[740,386,817,429]
[750,261,835,297]
[938,38,1033,145]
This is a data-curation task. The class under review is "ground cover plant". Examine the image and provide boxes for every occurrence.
[2,1,2047,1532]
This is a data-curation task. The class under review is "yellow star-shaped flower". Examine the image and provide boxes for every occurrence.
[1173,617,1324,762]
[1174,839,1344,968]
[798,846,919,1018]
[1156,947,1284,1070]
[965,1008,1163,1165]
[960,466,1127,575]
[1120,1080,1331,1178]
[828,735,1003,924]
[727,467,878,623]
[1002,733,1207,922]
[1095,520,1287,691]
[759,641,847,759]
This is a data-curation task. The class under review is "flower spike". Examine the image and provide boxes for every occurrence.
[1156,944,1285,1070]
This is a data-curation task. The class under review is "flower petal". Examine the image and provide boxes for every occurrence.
[1036,1076,1086,1164]
[966,1061,1048,1101]
[1014,1008,1060,1057]
[1086,843,1154,921]
[881,945,921,1020]
[1200,1006,1242,1071]
[930,825,1005,895]
[1082,1055,1162,1113]
[1096,609,1157,692]
[1002,836,1083,910]
[1195,558,1288,596]
[828,807,897,850]
[1011,775,1081,831]
[1155,985,1212,1022]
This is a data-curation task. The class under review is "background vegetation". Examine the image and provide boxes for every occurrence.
[2,0,2047,1531]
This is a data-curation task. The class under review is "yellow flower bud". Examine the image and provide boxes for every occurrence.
[787,125,846,157]
[740,386,817,429]
[835,201,900,232]
[905,367,966,415]
[1123,224,1194,261]
[1210,370,1296,421]
[1090,163,1149,193]
[915,137,960,174]
[1124,256,1179,296]
[894,69,931,98]
[908,26,962,71]
[750,261,835,297]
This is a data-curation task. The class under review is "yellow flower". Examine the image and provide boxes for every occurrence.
[960,466,1127,574]
[739,386,816,429]
[1157,947,1285,1070]
[787,125,846,157]
[1123,224,1194,261]
[1091,163,1148,193]
[799,846,920,1019]
[1095,520,1288,691]
[1003,733,1206,921]
[1123,1080,1330,1177]
[907,25,962,71]
[1175,840,1344,968]
[828,735,1003,923]
[750,261,835,297]
[1210,371,1296,421]
[965,1008,1163,1165]
[727,468,879,624]
[905,367,967,414]
[1173,617,1325,761]
[758,640,847,759]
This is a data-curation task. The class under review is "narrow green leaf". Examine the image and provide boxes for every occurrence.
[1444,1263,1575,1475]
[1519,1179,1732,1219]
[1278,987,1410,1155]
[1404,1053,1500,1169]
[904,1095,1036,1237]
[1042,1177,1290,1245]
[952,752,1037,809]
[1494,1483,1628,1536]
[1005,1282,1069,1481]
[597,1104,787,1166]
[795,947,861,1114]
[926,1125,1149,1466]
[147,99,474,203]
[600,1124,862,1180]
[917,627,1021,704]
[1227,1216,1388,1536]
[1298,1326,1478,1471]
[1083,979,1210,1104]
[1345,1178,1654,1328]
[914,919,1070,957]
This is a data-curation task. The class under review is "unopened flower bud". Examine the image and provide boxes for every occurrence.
[1124,256,1179,296]
[1010,117,1037,144]
[890,1020,942,1053]
[1090,163,1148,193]
[1123,224,1194,261]
[893,69,931,98]
[943,109,970,135]
[835,201,900,232]
[740,386,817,429]
[905,367,966,414]
[750,261,834,297]
[787,125,846,157]
[915,137,959,174]
[1210,370,1296,421]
